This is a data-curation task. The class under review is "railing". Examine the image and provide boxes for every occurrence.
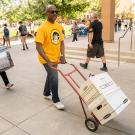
[118,26,133,67]
[130,26,134,51]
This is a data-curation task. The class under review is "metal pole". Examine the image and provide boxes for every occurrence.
[118,38,121,67]
[130,26,133,51]
[118,27,130,67]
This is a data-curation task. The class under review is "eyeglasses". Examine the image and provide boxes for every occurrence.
[48,10,59,14]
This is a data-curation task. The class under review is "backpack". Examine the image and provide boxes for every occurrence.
[4,28,9,36]
[21,25,27,35]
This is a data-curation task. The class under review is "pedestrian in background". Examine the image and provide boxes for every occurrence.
[3,24,11,48]
[72,21,79,42]
[115,19,118,32]
[129,18,133,31]
[80,12,108,71]
[18,21,28,50]
[118,19,121,31]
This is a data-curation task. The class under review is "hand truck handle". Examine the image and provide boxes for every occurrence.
[50,62,87,81]
[50,62,76,72]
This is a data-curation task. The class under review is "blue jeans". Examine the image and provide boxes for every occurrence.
[43,64,60,103]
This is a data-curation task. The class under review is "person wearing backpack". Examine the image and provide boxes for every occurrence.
[3,24,11,48]
[18,21,28,50]
[71,21,79,42]
[80,12,108,71]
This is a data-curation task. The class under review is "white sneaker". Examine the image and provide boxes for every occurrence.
[54,102,65,110]
[44,95,52,100]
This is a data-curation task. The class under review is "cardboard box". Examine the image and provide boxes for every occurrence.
[79,72,131,125]
[92,89,130,125]
[79,73,120,108]
[0,45,7,53]
[79,79,100,105]
[89,72,118,94]
[88,87,119,110]
[0,51,14,72]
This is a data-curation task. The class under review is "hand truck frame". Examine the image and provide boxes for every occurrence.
[52,63,100,132]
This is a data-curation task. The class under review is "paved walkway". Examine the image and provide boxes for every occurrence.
[65,30,135,52]
[0,31,135,135]
[10,30,135,52]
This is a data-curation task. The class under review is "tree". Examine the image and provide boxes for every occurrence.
[55,0,90,18]
[4,0,90,22]
[115,0,120,9]
[0,0,12,18]
[86,0,101,17]
[0,0,102,22]
[25,0,89,19]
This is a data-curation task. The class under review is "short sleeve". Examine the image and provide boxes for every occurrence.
[88,22,94,33]
[60,25,65,41]
[35,26,45,45]
[19,26,21,32]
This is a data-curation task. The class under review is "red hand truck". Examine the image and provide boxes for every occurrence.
[52,63,100,132]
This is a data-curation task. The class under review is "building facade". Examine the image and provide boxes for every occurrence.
[116,0,135,17]
[132,0,135,15]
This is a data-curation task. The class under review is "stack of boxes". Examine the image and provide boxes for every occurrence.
[79,72,130,125]
[0,46,14,72]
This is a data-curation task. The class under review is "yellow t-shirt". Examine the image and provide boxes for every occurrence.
[35,20,64,64]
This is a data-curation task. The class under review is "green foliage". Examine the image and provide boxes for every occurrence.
[115,0,120,8]
[87,0,101,16]
[0,0,103,23]
[54,0,89,18]
[0,0,12,18]
[1,0,90,22]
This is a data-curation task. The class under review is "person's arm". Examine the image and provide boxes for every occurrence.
[18,26,21,33]
[88,32,93,48]
[71,25,74,34]
[60,41,66,64]
[88,22,94,48]
[16,30,18,36]
[36,42,56,66]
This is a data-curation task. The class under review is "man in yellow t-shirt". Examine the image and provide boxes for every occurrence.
[35,5,66,110]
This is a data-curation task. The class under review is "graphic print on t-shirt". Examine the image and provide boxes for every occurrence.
[50,29,60,45]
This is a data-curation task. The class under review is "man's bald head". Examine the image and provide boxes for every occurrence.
[90,12,98,19]
[90,12,98,20]
[45,4,57,23]
[45,5,56,13]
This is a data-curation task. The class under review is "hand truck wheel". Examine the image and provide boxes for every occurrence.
[85,117,99,132]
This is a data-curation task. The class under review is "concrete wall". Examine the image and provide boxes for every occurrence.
[101,0,115,42]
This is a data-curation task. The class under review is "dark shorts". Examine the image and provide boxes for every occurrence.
[21,34,27,37]
[4,36,9,41]
[87,44,104,58]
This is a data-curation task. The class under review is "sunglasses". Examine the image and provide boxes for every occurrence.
[49,10,59,14]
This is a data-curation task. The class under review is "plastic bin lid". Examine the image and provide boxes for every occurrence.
[0,45,7,53]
